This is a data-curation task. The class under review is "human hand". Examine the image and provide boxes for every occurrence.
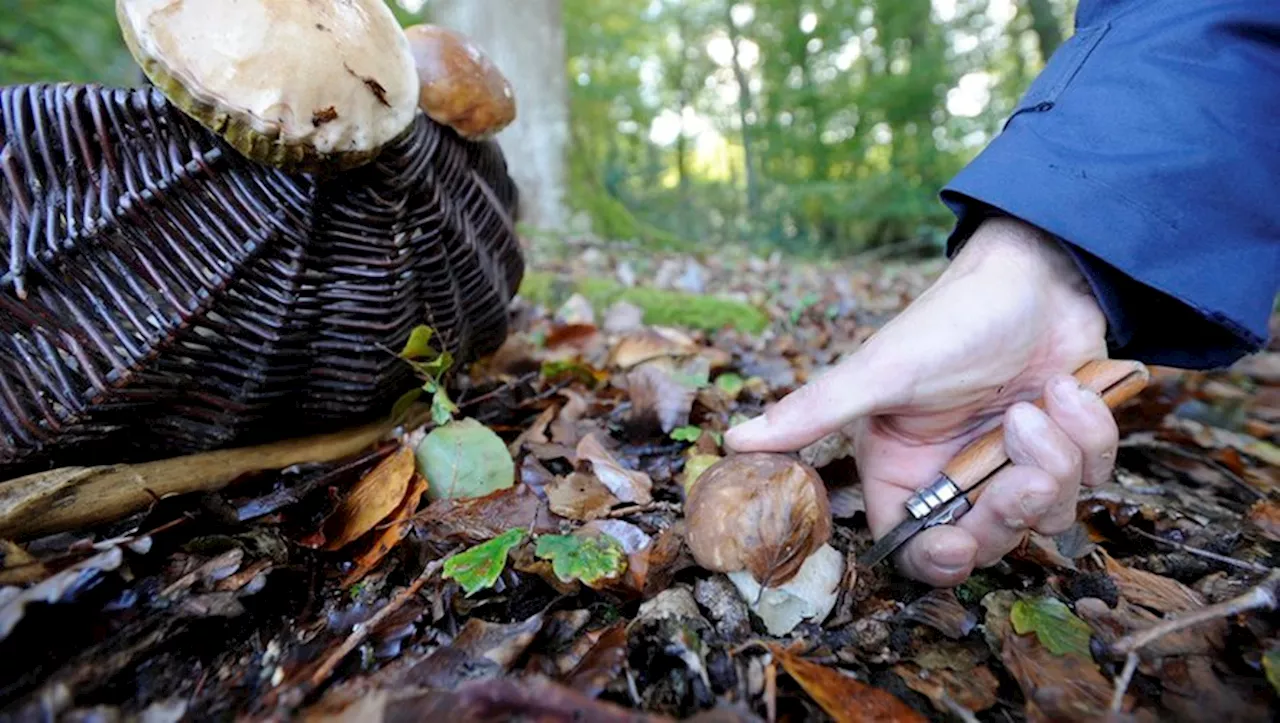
[725,216,1118,586]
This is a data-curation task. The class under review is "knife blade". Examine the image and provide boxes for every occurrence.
[857,359,1151,569]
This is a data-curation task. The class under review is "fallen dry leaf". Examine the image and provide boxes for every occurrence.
[1246,498,1280,542]
[609,327,697,369]
[1102,552,1205,614]
[892,662,998,714]
[302,674,664,723]
[563,622,628,698]
[0,540,44,585]
[546,472,619,521]
[576,433,653,504]
[341,473,429,586]
[769,644,927,723]
[551,389,592,446]
[0,546,123,641]
[321,446,415,551]
[416,483,560,544]
[898,589,977,639]
[626,360,698,434]
[1001,626,1120,723]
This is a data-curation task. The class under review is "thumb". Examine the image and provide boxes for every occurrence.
[725,348,904,452]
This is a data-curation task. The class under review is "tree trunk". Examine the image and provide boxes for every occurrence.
[724,1,760,220]
[430,0,571,231]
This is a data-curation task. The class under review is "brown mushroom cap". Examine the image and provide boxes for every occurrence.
[684,452,832,588]
[116,0,419,173]
[403,24,516,140]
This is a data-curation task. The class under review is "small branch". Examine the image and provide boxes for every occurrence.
[1110,569,1280,656]
[0,405,430,540]
[606,501,682,518]
[1110,652,1139,713]
[306,559,443,689]
[1129,527,1269,574]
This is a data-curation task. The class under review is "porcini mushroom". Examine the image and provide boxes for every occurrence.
[116,0,420,173]
[403,24,516,140]
[685,452,845,635]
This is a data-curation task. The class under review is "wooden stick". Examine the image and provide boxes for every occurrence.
[0,406,429,541]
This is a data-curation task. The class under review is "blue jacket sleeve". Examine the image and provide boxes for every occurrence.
[939,0,1280,369]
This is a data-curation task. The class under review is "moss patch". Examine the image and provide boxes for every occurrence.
[518,271,769,334]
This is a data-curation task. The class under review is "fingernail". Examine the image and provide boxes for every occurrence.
[926,538,971,571]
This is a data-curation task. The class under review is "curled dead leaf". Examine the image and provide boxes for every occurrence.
[609,327,698,369]
[575,433,653,505]
[341,473,430,586]
[321,446,415,551]
[685,453,831,587]
[626,361,697,434]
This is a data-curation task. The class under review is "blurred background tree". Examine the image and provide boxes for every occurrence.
[0,0,1075,258]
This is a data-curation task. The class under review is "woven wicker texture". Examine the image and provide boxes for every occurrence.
[0,83,524,476]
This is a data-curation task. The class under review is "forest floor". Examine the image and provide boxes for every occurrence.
[1,234,1279,722]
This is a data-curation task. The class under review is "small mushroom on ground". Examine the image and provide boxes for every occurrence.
[403,24,516,140]
[117,0,420,172]
[684,453,845,635]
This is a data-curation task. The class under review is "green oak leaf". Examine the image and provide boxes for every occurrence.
[442,528,526,596]
[534,533,626,587]
[1010,596,1094,659]
[416,418,515,501]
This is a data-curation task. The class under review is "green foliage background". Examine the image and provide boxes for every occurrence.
[0,0,1074,257]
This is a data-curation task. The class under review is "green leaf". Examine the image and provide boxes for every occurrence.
[430,387,458,427]
[443,528,526,596]
[1264,646,1280,695]
[534,533,626,586]
[399,325,436,360]
[391,387,422,422]
[670,425,703,442]
[714,373,745,398]
[416,418,516,501]
[1010,596,1094,659]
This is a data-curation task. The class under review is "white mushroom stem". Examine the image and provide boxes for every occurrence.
[727,543,845,636]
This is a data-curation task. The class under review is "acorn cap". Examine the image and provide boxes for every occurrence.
[116,0,419,173]
[404,24,516,140]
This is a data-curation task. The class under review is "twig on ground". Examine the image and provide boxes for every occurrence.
[1110,652,1139,713]
[457,371,540,410]
[607,501,682,518]
[1129,526,1269,573]
[1110,569,1280,656]
[306,559,444,689]
[0,405,430,541]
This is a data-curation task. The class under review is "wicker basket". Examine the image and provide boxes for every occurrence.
[0,83,524,476]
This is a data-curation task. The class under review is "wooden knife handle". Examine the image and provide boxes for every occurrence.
[941,359,1150,507]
